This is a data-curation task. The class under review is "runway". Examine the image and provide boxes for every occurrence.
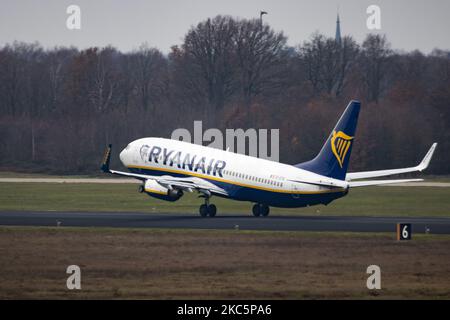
[0,211,450,234]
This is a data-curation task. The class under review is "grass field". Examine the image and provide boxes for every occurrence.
[0,182,449,216]
[1,178,449,299]
[0,226,449,299]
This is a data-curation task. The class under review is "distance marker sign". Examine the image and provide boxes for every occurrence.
[397,223,412,240]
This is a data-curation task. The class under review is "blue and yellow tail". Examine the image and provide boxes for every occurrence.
[295,100,361,180]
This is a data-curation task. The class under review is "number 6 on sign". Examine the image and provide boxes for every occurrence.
[397,223,412,240]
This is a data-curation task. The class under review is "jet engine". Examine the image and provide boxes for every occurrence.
[141,179,183,202]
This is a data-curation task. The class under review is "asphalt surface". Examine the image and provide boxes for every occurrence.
[0,211,449,234]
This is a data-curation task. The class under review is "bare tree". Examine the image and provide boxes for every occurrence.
[181,15,238,121]
[0,42,30,116]
[334,36,359,96]
[361,34,392,102]
[299,34,358,97]
[130,44,167,112]
[47,47,77,113]
[234,19,288,106]
[298,35,321,95]
[88,47,119,113]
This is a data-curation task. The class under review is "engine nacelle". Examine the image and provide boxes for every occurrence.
[143,180,183,202]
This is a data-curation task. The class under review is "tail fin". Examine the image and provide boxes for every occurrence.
[295,100,361,180]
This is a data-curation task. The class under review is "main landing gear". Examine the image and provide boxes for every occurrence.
[197,195,269,218]
[199,195,217,217]
[252,203,270,217]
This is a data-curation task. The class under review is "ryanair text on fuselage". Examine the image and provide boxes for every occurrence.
[140,144,226,177]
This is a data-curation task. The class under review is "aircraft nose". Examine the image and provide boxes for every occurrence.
[119,148,127,164]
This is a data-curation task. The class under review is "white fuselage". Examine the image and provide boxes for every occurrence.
[118,137,347,208]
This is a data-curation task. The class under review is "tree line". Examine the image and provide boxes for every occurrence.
[0,15,448,174]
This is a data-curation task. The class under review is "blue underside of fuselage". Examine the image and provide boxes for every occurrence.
[129,167,346,208]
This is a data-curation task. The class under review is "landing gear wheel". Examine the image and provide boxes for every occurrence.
[208,204,217,217]
[199,204,208,217]
[138,185,145,193]
[261,204,270,217]
[253,204,270,217]
[252,204,261,217]
[199,194,217,217]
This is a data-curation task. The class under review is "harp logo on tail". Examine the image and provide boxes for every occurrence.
[331,130,353,168]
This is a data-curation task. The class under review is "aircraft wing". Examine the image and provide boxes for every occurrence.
[110,169,229,196]
[158,175,229,196]
[288,177,348,189]
[102,145,229,197]
[346,143,437,181]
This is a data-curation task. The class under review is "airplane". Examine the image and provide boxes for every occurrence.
[101,100,437,217]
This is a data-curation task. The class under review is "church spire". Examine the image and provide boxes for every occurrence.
[335,12,342,45]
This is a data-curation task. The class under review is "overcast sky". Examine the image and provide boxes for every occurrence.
[1,0,449,53]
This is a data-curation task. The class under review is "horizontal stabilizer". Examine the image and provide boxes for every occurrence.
[348,179,423,188]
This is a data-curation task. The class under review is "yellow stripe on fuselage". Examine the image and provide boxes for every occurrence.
[127,165,345,195]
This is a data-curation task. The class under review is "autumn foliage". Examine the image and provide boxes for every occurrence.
[0,16,448,174]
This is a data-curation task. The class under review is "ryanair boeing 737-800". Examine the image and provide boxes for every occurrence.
[101,100,437,217]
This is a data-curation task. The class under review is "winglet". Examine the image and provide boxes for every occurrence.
[101,144,112,173]
[417,142,437,171]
